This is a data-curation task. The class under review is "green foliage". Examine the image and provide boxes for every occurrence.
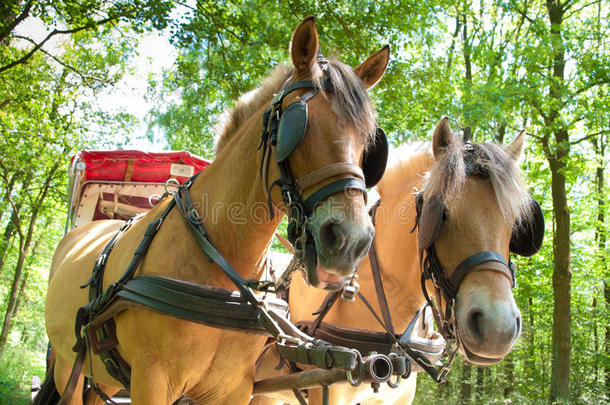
[0,0,608,403]
[0,345,45,404]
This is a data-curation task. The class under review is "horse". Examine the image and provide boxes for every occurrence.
[251,117,544,404]
[40,16,391,405]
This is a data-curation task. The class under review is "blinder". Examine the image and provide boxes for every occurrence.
[275,99,389,187]
[510,199,545,257]
[362,127,389,188]
[275,92,309,163]
[416,194,544,257]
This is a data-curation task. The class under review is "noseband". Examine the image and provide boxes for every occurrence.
[258,60,368,290]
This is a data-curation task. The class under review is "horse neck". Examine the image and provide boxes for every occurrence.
[188,110,282,281]
[367,152,434,332]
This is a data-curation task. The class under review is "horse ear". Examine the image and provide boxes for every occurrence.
[353,45,390,89]
[290,16,319,74]
[505,130,526,161]
[432,117,455,158]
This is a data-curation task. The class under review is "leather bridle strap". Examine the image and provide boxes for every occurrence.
[173,182,261,308]
[296,163,365,191]
[449,251,515,293]
[303,178,366,214]
[368,200,394,333]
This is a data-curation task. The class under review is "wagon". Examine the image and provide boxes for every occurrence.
[64,150,210,230]
[31,149,210,404]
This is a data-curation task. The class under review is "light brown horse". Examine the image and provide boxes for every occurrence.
[252,117,539,404]
[42,17,390,405]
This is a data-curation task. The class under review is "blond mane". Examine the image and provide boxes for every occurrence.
[215,59,378,154]
[215,64,292,154]
[378,140,533,225]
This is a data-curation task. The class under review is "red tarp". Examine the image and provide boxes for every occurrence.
[72,150,211,184]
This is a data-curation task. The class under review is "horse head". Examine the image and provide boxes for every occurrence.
[263,17,390,290]
[416,117,544,365]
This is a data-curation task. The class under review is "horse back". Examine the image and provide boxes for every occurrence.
[48,220,125,283]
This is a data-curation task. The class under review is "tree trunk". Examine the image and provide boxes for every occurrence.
[476,365,484,400]
[0,174,32,276]
[503,352,514,397]
[592,136,608,397]
[548,151,571,402]
[0,164,58,356]
[543,2,571,401]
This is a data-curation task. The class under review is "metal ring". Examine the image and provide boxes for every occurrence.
[148,194,161,207]
[346,368,362,387]
[387,374,401,389]
[165,178,180,194]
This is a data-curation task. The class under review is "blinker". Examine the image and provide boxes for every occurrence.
[276,101,308,162]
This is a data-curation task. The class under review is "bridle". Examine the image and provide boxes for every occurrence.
[258,58,375,290]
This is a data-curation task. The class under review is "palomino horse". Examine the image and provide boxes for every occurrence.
[41,17,391,405]
[252,117,543,404]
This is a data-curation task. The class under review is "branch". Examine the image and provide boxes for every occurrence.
[0,15,117,75]
[529,97,550,125]
[570,130,609,145]
[12,35,107,86]
[574,78,609,95]
[0,0,34,43]
[564,0,601,20]
[514,5,536,24]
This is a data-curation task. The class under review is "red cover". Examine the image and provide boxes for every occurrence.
[72,150,211,184]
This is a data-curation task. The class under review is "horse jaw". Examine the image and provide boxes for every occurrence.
[454,271,521,365]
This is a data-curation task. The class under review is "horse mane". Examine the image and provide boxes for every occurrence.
[316,58,377,144]
[215,59,378,154]
[377,142,433,199]
[379,140,533,224]
[215,64,292,154]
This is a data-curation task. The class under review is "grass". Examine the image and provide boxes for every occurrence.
[0,345,46,405]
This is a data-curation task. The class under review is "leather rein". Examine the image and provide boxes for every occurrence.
[290,200,449,384]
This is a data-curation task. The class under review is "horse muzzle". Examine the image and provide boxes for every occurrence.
[455,270,522,365]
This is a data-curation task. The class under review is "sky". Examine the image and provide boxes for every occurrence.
[14,16,178,151]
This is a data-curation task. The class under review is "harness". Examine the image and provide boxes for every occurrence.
[59,61,391,403]
[273,201,448,388]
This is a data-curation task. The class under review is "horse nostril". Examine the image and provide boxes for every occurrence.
[467,310,483,341]
[515,314,522,334]
[319,219,346,252]
[353,227,373,260]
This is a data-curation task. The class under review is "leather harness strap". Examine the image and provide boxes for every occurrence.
[296,163,365,191]
[367,200,395,334]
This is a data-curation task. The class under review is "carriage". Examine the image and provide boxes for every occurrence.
[64,150,211,230]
